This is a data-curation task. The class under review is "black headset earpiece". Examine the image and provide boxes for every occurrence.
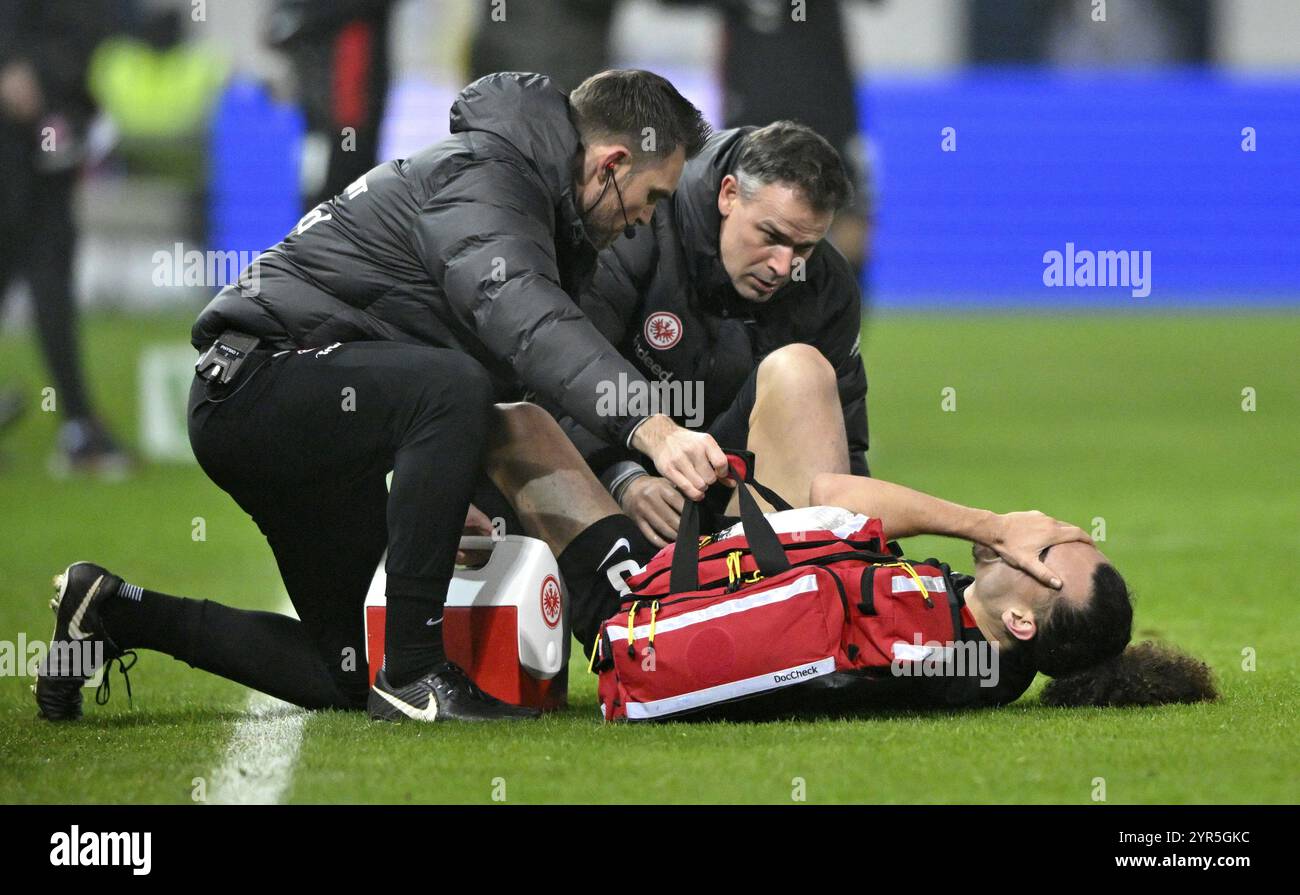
[605,158,635,239]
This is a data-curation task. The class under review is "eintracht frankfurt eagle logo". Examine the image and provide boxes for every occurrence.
[643,311,683,349]
[540,575,562,629]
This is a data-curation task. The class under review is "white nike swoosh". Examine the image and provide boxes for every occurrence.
[67,574,102,640]
[374,684,438,721]
[599,538,632,569]
[426,617,442,626]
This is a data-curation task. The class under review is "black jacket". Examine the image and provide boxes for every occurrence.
[192,72,646,446]
[563,127,870,481]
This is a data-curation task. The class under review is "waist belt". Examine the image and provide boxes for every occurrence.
[196,331,260,384]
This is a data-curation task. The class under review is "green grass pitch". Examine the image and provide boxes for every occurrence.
[0,309,1296,804]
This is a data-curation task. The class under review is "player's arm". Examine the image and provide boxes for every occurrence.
[412,159,727,499]
[413,157,646,445]
[810,473,1092,589]
[575,231,698,539]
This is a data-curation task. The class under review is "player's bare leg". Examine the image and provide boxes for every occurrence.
[484,402,623,554]
[483,402,655,654]
[736,343,851,511]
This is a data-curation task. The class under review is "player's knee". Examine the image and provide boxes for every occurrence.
[809,472,840,506]
[757,343,836,398]
[493,401,563,445]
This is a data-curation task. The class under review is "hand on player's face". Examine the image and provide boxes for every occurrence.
[717,177,833,302]
[972,539,1105,640]
[987,511,1094,589]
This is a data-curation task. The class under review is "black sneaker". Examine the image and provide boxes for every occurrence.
[368,661,541,722]
[34,562,136,721]
[48,418,133,481]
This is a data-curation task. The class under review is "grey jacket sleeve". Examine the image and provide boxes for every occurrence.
[550,231,660,483]
[411,157,647,446]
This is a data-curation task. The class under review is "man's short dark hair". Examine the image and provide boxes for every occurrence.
[733,121,853,214]
[569,69,710,161]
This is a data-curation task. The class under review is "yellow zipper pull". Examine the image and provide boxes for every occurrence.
[625,601,640,658]
[726,551,743,590]
[900,561,933,607]
[587,626,602,674]
[880,561,934,608]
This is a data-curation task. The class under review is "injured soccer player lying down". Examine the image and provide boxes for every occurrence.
[36,364,1213,722]
[485,400,1217,718]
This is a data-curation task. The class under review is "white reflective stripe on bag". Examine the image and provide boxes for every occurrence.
[624,657,837,720]
[607,572,821,645]
[891,575,947,594]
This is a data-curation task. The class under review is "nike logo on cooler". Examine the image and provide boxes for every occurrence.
[374,684,439,721]
[426,617,442,627]
[599,538,631,569]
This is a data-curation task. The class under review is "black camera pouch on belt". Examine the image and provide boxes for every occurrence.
[195,331,261,385]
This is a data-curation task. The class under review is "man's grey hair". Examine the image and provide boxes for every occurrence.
[733,121,852,214]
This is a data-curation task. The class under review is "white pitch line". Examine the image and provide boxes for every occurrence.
[207,596,308,805]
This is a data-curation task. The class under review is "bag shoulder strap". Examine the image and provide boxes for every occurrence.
[669,452,792,593]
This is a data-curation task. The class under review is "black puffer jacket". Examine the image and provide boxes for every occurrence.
[192,72,646,445]
[562,127,870,480]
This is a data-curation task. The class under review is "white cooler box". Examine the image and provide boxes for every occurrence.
[364,535,569,711]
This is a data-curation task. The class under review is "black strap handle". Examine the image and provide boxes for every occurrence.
[668,453,792,593]
[714,449,793,513]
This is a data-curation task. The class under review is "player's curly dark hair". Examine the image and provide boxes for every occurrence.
[1041,641,1219,707]
[1025,564,1218,707]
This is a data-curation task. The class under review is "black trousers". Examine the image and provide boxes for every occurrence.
[0,133,91,419]
[187,340,493,707]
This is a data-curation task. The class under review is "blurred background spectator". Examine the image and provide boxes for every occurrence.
[466,0,615,93]
[0,0,124,475]
[266,0,398,211]
[969,0,1213,64]
[664,0,877,282]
